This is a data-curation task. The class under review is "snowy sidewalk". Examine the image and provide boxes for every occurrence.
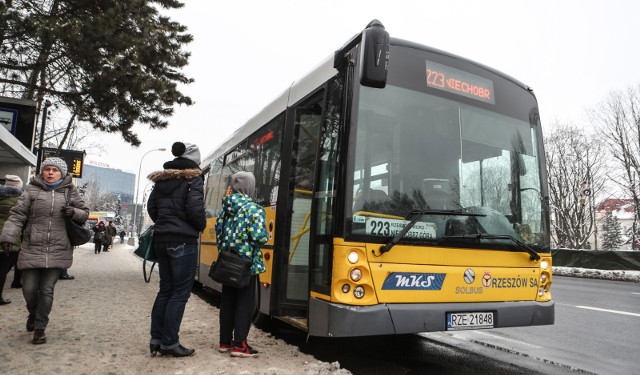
[0,241,350,375]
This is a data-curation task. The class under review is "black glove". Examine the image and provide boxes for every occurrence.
[62,206,75,217]
[0,242,11,256]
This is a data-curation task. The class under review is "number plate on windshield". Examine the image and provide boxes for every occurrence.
[365,217,436,239]
[446,312,494,330]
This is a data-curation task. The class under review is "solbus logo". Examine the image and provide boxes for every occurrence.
[382,273,446,290]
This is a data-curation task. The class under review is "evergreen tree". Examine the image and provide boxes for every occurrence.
[0,0,193,146]
[601,212,623,250]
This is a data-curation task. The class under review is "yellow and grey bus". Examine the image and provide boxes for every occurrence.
[197,20,553,337]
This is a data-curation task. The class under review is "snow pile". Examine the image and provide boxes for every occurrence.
[553,266,640,283]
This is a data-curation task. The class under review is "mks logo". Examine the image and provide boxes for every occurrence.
[382,273,446,290]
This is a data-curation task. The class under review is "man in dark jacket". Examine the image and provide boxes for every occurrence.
[146,142,206,357]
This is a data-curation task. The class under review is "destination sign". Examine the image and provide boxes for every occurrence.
[425,60,495,104]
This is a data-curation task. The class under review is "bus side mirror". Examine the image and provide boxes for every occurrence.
[359,20,389,88]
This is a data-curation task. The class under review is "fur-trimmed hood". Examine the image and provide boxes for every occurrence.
[148,169,203,199]
[146,168,206,244]
[0,184,23,198]
[147,168,202,183]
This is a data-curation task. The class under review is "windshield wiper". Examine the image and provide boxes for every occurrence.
[379,209,486,254]
[442,233,540,261]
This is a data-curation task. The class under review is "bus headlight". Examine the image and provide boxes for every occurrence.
[342,284,350,293]
[538,287,545,297]
[540,273,547,283]
[348,251,359,264]
[540,260,549,270]
[354,286,365,299]
[350,268,362,282]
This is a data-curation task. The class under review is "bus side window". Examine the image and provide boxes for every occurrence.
[248,115,284,207]
[204,157,224,218]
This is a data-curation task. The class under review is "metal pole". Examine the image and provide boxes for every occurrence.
[35,100,52,172]
[130,148,165,244]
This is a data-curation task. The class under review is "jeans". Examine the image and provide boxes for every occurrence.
[22,268,61,330]
[150,242,197,349]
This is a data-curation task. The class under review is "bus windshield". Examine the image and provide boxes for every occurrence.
[347,76,548,252]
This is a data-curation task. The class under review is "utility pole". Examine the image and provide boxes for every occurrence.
[35,99,52,172]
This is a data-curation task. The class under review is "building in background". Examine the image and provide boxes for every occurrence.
[76,161,135,231]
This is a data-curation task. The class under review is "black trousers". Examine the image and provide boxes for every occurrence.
[219,276,256,345]
[0,252,18,295]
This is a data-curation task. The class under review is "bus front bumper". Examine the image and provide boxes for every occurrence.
[308,298,554,337]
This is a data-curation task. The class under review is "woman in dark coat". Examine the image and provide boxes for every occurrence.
[0,158,89,344]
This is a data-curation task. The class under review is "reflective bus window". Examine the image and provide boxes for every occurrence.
[248,115,284,206]
[222,141,248,192]
[204,157,224,217]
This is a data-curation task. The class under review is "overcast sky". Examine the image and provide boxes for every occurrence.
[86,0,640,201]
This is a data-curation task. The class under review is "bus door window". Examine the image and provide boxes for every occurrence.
[285,93,324,303]
[311,76,343,294]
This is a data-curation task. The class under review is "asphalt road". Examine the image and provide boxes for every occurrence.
[422,276,640,374]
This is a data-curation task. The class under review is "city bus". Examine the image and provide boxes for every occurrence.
[196,20,553,337]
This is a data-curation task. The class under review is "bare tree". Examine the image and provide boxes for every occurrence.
[590,84,640,249]
[545,123,607,249]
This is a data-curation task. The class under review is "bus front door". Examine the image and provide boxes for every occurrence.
[279,93,324,322]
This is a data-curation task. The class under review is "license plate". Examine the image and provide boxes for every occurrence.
[446,312,494,330]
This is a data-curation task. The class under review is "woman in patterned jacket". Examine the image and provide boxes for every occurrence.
[215,171,268,358]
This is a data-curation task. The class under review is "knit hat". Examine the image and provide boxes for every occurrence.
[4,174,23,188]
[171,142,201,166]
[41,157,68,176]
[231,171,255,196]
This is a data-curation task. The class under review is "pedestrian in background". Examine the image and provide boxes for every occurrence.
[102,220,114,252]
[0,157,89,344]
[59,268,75,280]
[0,175,24,305]
[107,221,117,250]
[147,142,206,357]
[215,171,268,358]
[119,230,126,243]
[92,221,106,254]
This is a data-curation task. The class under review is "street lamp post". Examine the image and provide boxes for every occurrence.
[129,148,165,245]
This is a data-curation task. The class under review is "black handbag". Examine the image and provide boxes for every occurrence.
[65,187,92,246]
[133,225,156,283]
[208,249,253,288]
